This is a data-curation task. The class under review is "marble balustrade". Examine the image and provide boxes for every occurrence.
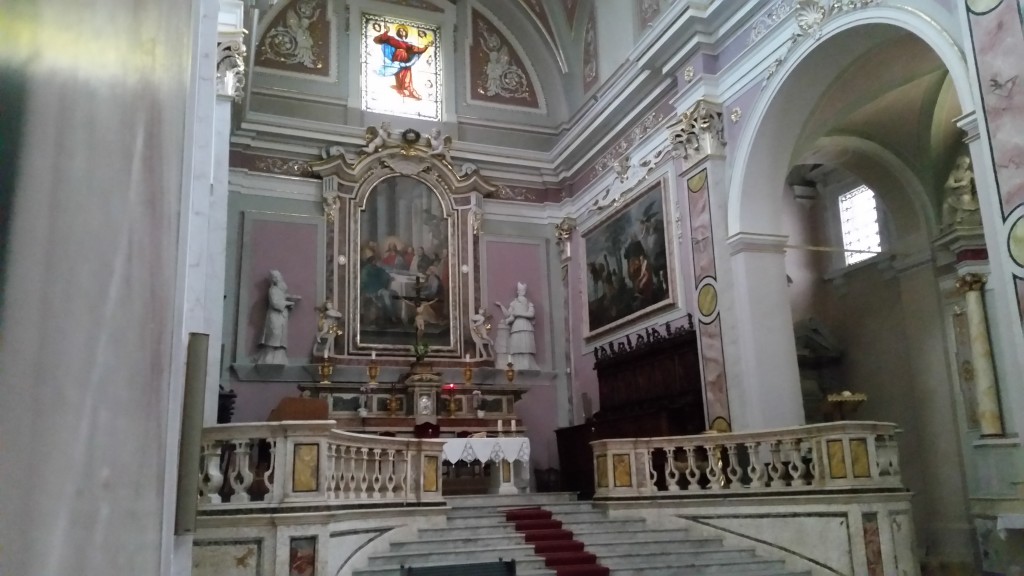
[198,421,446,508]
[591,421,903,498]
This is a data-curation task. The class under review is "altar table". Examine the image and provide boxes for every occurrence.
[441,437,531,495]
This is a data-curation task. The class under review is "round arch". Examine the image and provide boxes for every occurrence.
[728,6,975,237]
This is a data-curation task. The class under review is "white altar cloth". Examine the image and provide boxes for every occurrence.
[441,437,531,494]
[441,437,530,465]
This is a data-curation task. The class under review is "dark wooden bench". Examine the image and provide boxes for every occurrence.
[401,559,515,575]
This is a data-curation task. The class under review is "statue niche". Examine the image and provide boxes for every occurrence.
[357,175,453,349]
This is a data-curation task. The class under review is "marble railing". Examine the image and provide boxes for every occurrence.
[198,421,445,508]
[591,421,902,499]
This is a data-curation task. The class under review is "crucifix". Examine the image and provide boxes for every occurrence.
[395,275,437,359]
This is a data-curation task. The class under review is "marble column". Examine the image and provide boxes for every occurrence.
[956,272,1004,436]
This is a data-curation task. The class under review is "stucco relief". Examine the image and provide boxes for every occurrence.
[583,8,599,93]
[256,0,331,76]
[748,0,796,45]
[638,0,661,29]
[469,9,540,109]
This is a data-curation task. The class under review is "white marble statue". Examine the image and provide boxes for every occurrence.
[314,300,343,359]
[255,270,301,364]
[941,154,981,228]
[495,282,537,370]
[469,307,494,359]
[427,128,453,164]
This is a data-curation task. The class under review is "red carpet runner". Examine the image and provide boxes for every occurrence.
[504,507,610,576]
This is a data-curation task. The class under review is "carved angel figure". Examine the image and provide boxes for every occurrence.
[361,125,387,155]
[469,307,494,359]
[428,128,453,164]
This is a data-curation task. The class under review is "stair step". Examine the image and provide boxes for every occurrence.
[446,501,594,518]
[367,544,536,566]
[597,547,757,567]
[583,537,724,554]
[609,569,810,576]
[389,533,525,553]
[446,510,607,528]
[574,529,713,545]
[445,493,577,508]
[354,556,551,575]
[599,553,787,573]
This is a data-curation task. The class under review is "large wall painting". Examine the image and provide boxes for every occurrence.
[583,180,674,338]
[356,175,452,349]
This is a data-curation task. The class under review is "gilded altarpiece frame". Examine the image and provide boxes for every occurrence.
[309,131,497,358]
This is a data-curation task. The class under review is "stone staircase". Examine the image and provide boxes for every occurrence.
[352,493,813,576]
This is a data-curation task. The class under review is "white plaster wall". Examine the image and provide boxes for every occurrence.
[0,2,198,576]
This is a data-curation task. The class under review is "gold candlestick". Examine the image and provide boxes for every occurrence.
[387,382,398,416]
[318,357,334,384]
[505,360,516,384]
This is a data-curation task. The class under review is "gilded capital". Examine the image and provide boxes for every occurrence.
[955,272,987,294]
[554,217,577,241]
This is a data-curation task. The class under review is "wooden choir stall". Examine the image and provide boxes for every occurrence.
[556,318,705,498]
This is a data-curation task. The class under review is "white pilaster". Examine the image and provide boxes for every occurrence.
[726,232,805,430]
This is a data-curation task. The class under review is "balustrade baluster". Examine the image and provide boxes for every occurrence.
[371,448,384,498]
[400,451,410,501]
[684,446,700,491]
[767,441,785,488]
[726,444,742,489]
[706,444,724,491]
[665,446,681,491]
[359,447,370,499]
[384,449,397,499]
[645,449,656,493]
[264,439,278,499]
[745,442,765,488]
[199,441,225,504]
[786,440,807,486]
[228,440,254,503]
[325,444,339,499]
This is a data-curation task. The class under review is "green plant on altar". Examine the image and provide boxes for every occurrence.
[412,342,431,362]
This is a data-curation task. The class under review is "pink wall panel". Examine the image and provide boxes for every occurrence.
[244,218,320,361]
[484,240,550,369]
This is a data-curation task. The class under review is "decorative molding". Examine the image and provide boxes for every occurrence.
[311,125,498,199]
[748,0,797,45]
[593,316,694,362]
[667,99,726,160]
[955,111,981,144]
[468,7,541,109]
[730,107,742,123]
[683,65,695,82]
[583,105,672,186]
[256,0,331,77]
[217,37,247,102]
[727,232,789,255]
[590,144,673,210]
[378,0,444,12]
[494,185,544,202]
[763,0,879,86]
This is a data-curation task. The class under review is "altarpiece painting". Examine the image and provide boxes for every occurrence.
[583,180,675,338]
[357,175,453,348]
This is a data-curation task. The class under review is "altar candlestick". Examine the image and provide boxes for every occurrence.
[371,351,376,360]
[511,419,516,434]
[498,420,503,435]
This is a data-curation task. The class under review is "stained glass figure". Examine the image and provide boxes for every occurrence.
[361,14,441,120]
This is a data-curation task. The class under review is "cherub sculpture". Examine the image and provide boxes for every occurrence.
[361,122,391,155]
[469,307,494,359]
[314,300,343,358]
[428,128,453,164]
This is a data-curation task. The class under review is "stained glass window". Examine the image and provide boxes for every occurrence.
[838,185,882,266]
[361,14,441,120]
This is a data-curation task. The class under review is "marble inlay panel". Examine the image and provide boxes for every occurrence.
[193,540,262,576]
[862,513,883,576]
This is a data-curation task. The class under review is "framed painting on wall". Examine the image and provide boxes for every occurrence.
[583,179,675,338]
[354,174,454,350]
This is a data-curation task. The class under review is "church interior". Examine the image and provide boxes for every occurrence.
[2,0,1024,575]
